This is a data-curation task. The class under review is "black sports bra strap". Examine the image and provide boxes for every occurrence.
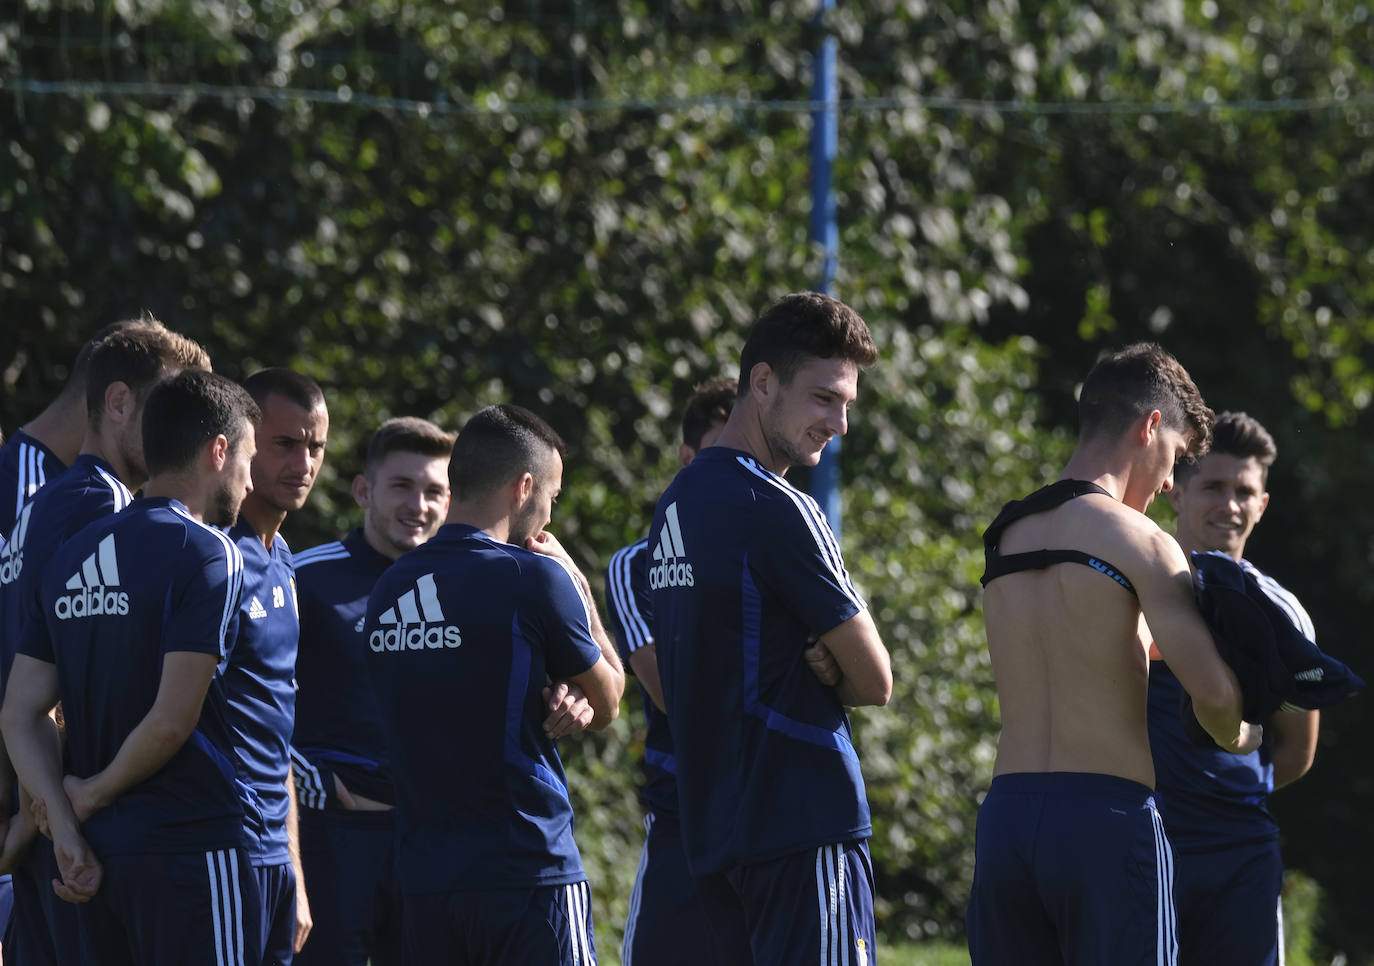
[980,480,1137,595]
[981,549,1136,593]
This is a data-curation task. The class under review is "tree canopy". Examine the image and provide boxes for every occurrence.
[3,0,1371,956]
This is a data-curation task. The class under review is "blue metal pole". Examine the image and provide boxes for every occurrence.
[810,0,842,539]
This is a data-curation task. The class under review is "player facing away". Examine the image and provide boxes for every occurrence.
[606,377,733,966]
[968,344,1263,966]
[0,321,113,957]
[649,292,893,966]
[291,416,455,966]
[365,404,624,966]
[0,320,210,966]
[226,369,328,964]
[1149,412,1318,966]
[0,324,117,545]
[0,370,264,966]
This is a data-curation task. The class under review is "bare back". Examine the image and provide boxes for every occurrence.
[984,490,1164,787]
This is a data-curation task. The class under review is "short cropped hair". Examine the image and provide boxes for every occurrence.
[143,371,262,476]
[737,292,878,395]
[1079,343,1213,459]
[242,367,326,413]
[56,318,149,403]
[364,417,456,478]
[85,319,211,429]
[681,378,735,450]
[1175,411,1277,487]
[448,405,565,501]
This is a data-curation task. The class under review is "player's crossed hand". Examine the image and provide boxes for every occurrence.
[52,832,102,904]
[805,638,843,687]
[543,681,594,738]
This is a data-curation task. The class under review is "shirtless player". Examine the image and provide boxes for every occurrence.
[966,343,1262,965]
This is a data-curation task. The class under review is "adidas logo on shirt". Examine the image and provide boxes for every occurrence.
[0,502,31,585]
[54,534,130,620]
[248,597,269,620]
[369,573,462,652]
[649,502,694,590]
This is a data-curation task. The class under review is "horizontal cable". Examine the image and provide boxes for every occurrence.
[4,77,1373,117]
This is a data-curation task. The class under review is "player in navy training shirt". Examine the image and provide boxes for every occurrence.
[0,316,161,547]
[366,404,624,966]
[291,416,454,966]
[227,369,329,964]
[0,320,210,966]
[649,293,892,966]
[1149,413,1319,966]
[607,378,732,966]
[0,322,107,956]
[1,369,264,966]
[968,345,1260,966]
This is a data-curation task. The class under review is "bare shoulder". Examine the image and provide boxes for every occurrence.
[1067,493,1188,580]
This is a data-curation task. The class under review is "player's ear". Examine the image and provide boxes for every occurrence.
[512,471,535,508]
[748,361,774,401]
[1135,409,1163,445]
[351,472,371,510]
[104,380,135,426]
[206,434,230,472]
[1255,489,1270,521]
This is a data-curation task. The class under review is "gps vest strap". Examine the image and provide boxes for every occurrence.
[980,479,1137,596]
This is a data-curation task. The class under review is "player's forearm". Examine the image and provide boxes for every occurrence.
[0,712,69,833]
[628,646,667,713]
[587,609,626,698]
[83,712,194,811]
[285,766,304,873]
[1269,710,1319,790]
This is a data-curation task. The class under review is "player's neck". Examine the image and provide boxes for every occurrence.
[142,473,200,518]
[21,399,86,465]
[361,527,403,562]
[712,408,787,476]
[445,501,509,544]
[239,493,286,548]
[78,431,146,493]
[1060,442,1134,503]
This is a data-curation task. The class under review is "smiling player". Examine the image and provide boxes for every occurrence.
[1149,412,1319,966]
[649,292,892,966]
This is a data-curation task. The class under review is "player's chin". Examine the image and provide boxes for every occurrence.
[389,528,426,550]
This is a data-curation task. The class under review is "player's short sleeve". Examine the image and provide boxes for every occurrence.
[605,540,652,662]
[162,527,245,659]
[16,564,55,664]
[752,491,866,636]
[526,555,603,681]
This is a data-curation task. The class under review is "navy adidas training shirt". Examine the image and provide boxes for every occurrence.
[365,523,602,894]
[21,497,255,855]
[605,537,679,816]
[0,429,65,545]
[1,454,132,687]
[649,447,871,876]
[292,528,396,807]
[1148,558,1316,849]
[223,520,300,865]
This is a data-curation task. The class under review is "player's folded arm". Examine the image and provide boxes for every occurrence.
[816,609,893,708]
